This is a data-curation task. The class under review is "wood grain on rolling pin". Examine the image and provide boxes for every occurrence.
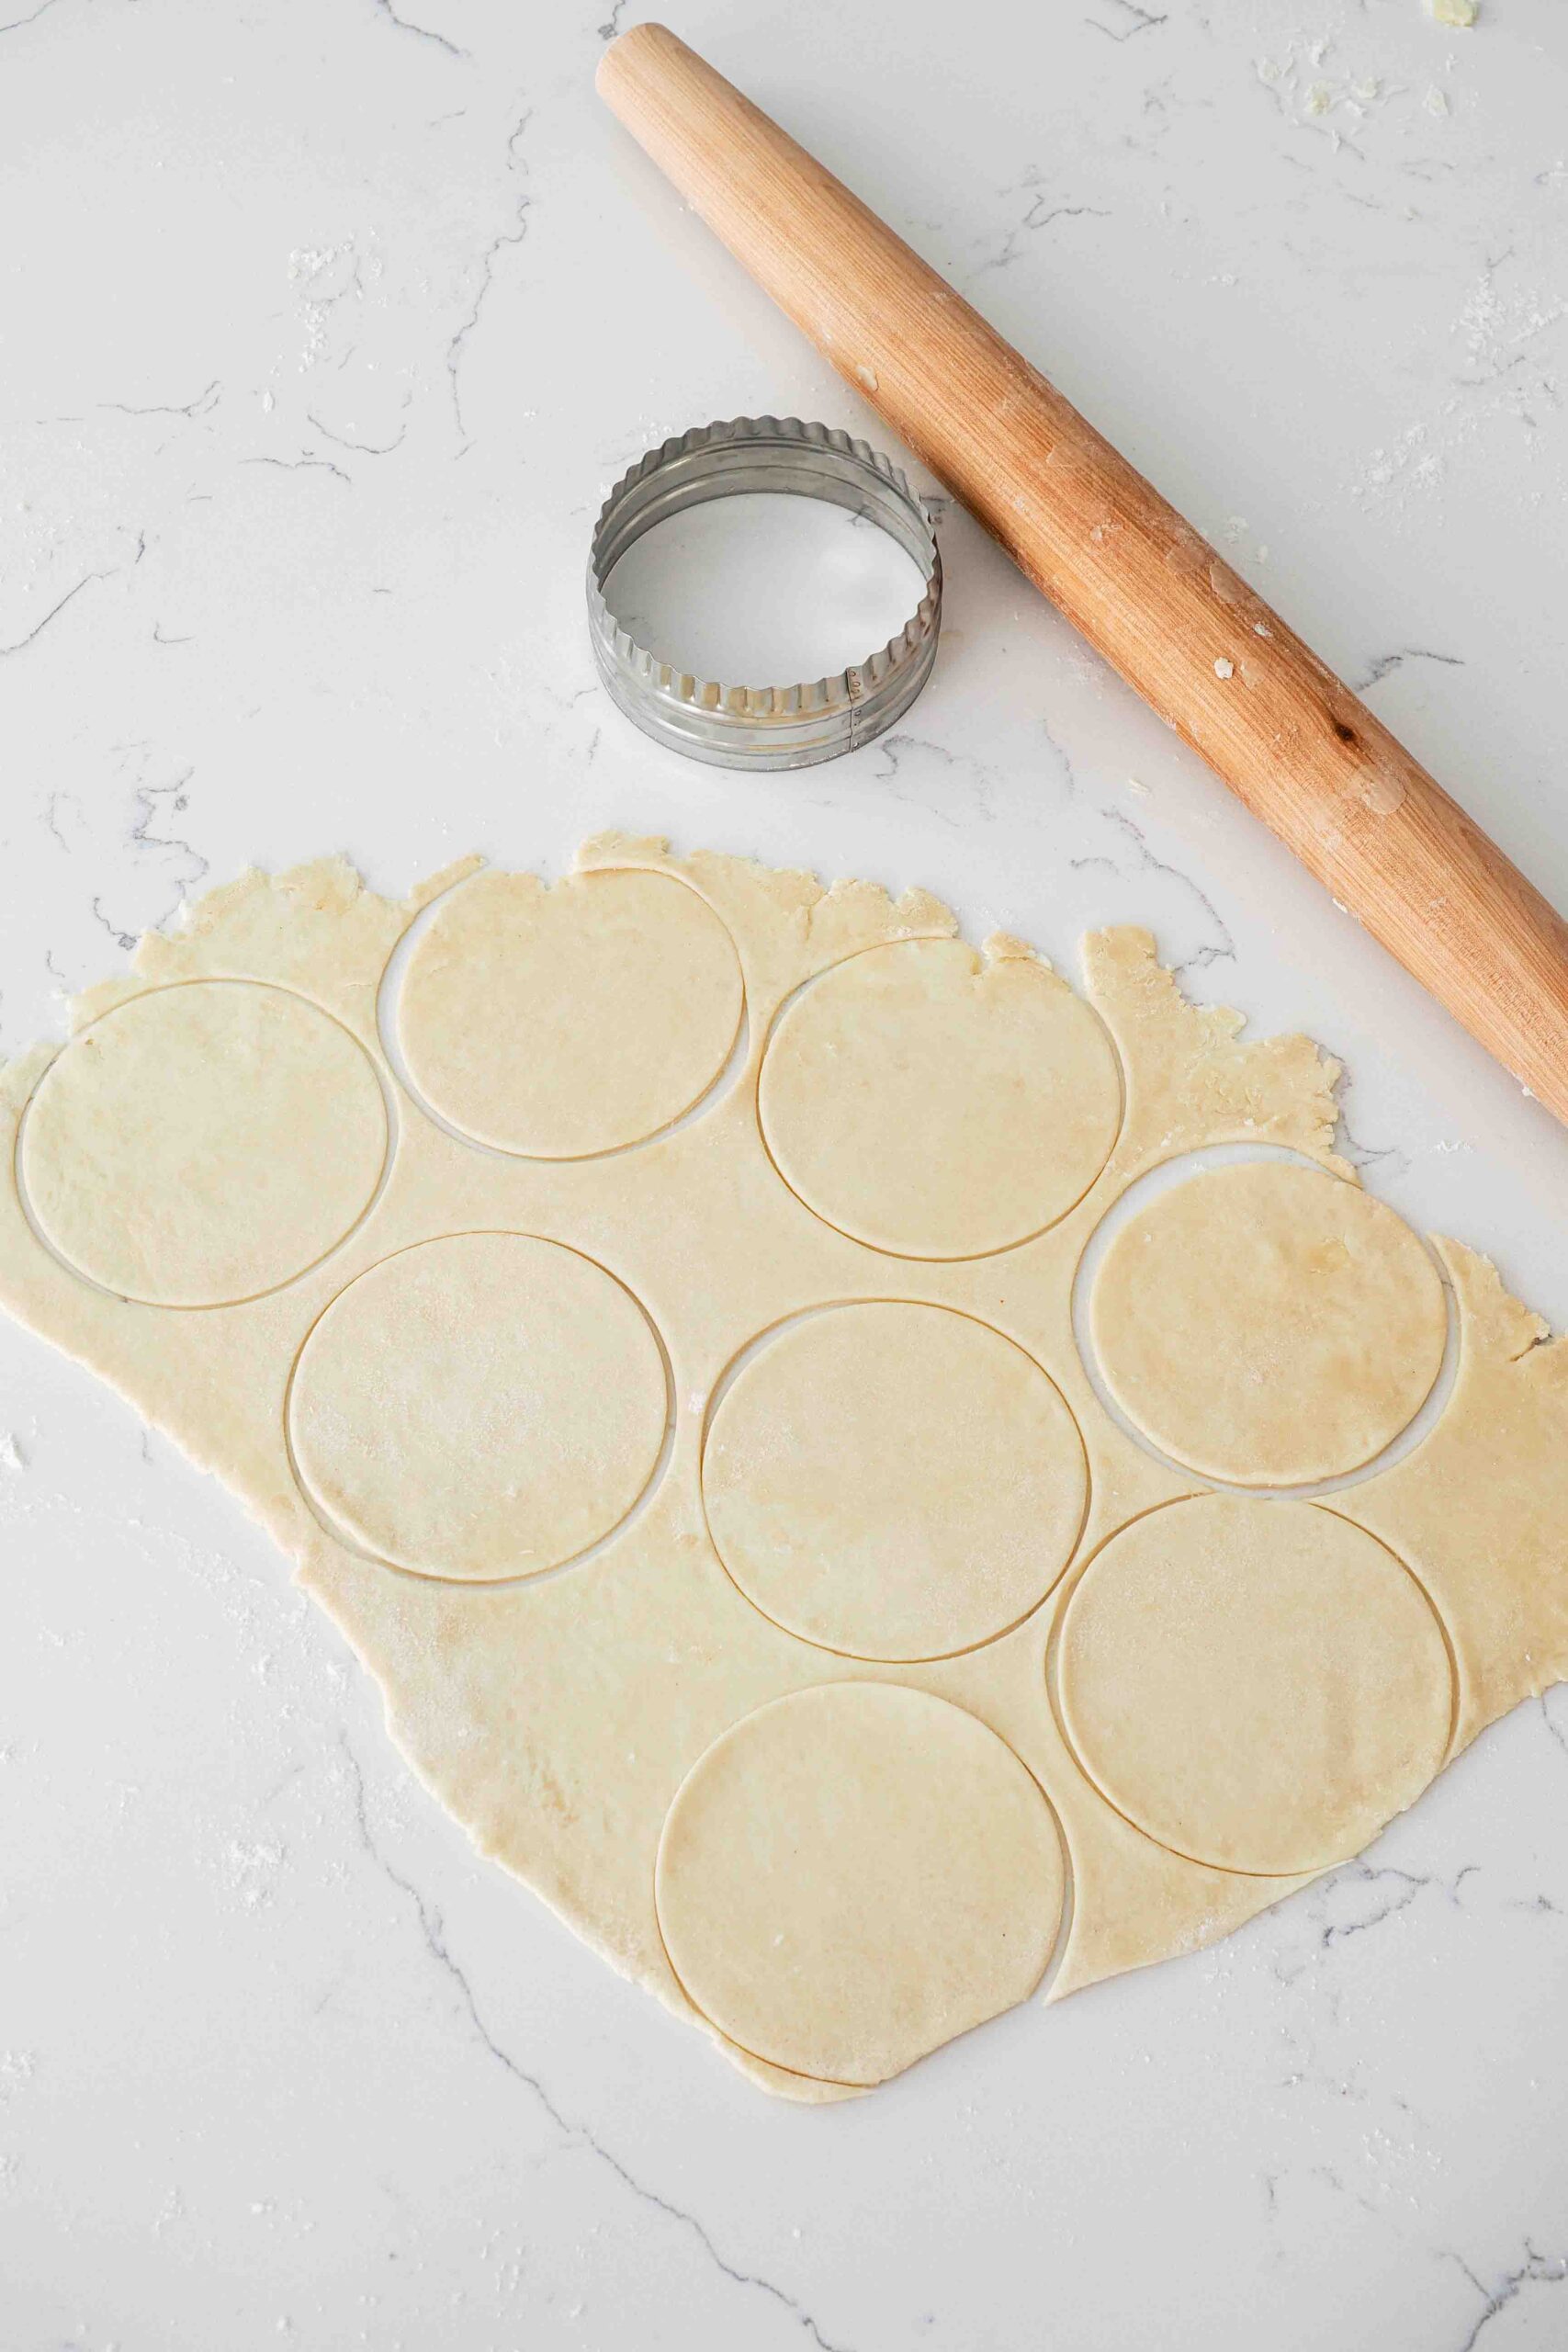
[599,24,1568,1130]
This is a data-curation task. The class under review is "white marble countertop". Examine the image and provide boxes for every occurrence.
[3,1,1567,2344]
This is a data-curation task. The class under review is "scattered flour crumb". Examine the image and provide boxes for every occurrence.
[1350,418,1448,512]
[0,1434,25,1472]
[1253,620,1273,638]
[0,2052,37,2101]
[1430,0,1478,24]
[1425,84,1450,115]
[223,1836,287,1913]
[1304,83,1331,116]
[1127,775,1149,797]
[1214,657,1235,679]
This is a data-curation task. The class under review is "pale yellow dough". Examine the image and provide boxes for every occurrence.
[759,936,1122,1258]
[21,978,387,1307]
[703,1302,1086,1660]
[656,1682,1064,2086]
[1056,1495,1453,1875]
[288,1231,669,1581]
[400,866,743,1158]
[2,840,1565,2101]
[1091,1159,1447,1485]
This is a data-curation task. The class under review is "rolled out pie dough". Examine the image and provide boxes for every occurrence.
[2,837,1565,2102]
[1056,1495,1453,1875]
[759,935,1122,1258]
[656,1681,1065,2086]
[1091,1159,1448,1485]
[399,865,743,1158]
[21,978,388,1307]
[288,1230,669,1581]
[703,1301,1086,1660]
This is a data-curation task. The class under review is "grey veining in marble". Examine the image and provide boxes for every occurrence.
[1,1,1566,2345]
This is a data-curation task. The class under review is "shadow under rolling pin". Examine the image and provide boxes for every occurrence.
[597,21,1568,1135]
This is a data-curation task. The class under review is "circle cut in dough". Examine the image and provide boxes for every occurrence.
[21,979,387,1308]
[656,1683,1063,2085]
[1089,1159,1447,1485]
[757,939,1121,1259]
[1057,1495,1453,1875]
[399,867,744,1158]
[703,1303,1087,1660]
[288,1231,668,1581]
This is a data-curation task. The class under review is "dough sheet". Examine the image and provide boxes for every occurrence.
[3,838,1564,2100]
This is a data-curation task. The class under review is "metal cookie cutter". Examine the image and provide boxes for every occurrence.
[587,415,942,771]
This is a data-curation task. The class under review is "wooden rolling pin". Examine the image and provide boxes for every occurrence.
[599,23,1568,1130]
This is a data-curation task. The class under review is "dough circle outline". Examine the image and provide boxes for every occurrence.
[1055,1493,1457,1878]
[286,1228,671,1585]
[757,936,1123,1261]
[701,1299,1089,1662]
[395,865,746,1160]
[655,1681,1066,2086]
[18,977,390,1310]
[1086,1157,1448,1487]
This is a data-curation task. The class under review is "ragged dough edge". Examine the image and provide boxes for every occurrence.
[299,1525,861,2107]
[65,854,484,1037]
[4,840,1565,2101]
[575,830,959,977]
[1081,924,1351,1182]
[984,930,1054,967]
[1349,1237,1568,1754]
